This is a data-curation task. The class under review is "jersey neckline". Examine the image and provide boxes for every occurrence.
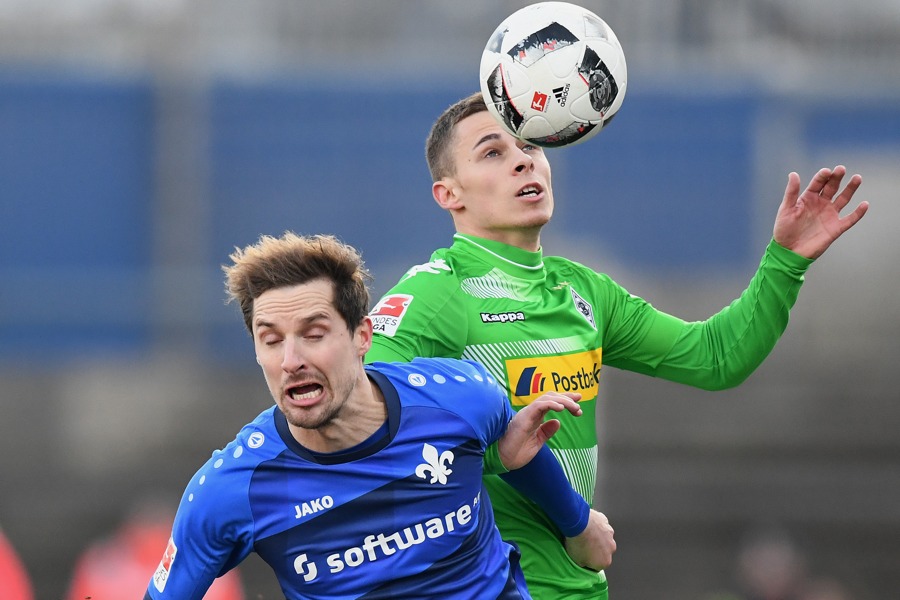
[273,370,401,464]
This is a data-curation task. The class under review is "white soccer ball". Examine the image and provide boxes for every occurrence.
[479,1,627,148]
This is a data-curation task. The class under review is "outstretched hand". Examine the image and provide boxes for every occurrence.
[498,391,582,470]
[773,165,868,259]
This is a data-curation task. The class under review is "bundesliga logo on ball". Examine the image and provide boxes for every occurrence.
[480,1,627,148]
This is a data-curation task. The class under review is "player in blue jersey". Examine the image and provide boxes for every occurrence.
[144,231,609,600]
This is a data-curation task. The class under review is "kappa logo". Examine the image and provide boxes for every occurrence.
[480,311,525,324]
[403,259,451,278]
[415,443,454,485]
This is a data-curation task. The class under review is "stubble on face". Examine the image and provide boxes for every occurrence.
[279,359,360,432]
[253,281,367,444]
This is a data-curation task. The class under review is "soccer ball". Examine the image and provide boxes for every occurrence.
[479,2,627,148]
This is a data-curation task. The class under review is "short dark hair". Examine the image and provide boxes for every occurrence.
[223,232,372,335]
[425,91,488,181]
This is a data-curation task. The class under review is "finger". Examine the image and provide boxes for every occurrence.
[540,391,581,402]
[838,200,869,233]
[537,419,561,442]
[534,392,582,412]
[818,165,846,199]
[780,171,801,210]
[805,167,834,196]
[833,173,862,212]
[565,401,583,417]
[545,396,583,417]
[551,400,582,417]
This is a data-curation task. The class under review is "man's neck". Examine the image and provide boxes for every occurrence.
[454,226,542,253]
[292,374,387,454]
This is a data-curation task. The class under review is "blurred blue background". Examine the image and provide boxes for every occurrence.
[1,1,898,598]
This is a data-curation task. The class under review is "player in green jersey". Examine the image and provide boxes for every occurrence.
[363,92,868,599]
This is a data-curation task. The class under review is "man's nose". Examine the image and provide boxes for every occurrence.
[513,150,533,173]
[281,340,305,373]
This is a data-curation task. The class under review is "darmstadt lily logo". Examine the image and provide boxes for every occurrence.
[415,443,454,484]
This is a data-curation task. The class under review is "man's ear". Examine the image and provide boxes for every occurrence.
[433,178,463,211]
[356,316,374,357]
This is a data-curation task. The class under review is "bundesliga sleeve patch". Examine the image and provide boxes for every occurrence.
[370,294,413,337]
[152,536,177,592]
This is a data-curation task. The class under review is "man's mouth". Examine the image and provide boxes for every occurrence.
[287,383,323,402]
[517,184,542,198]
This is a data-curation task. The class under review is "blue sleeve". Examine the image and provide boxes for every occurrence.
[498,446,590,537]
[144,445,254,599]
[458,359,589,537]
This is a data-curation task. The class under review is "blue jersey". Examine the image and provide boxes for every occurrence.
[145,358,531,600]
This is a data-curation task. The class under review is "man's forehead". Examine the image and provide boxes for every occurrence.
[456,111,502,146]
[252,281,335,325]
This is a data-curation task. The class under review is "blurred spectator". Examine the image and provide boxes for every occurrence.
[0,525,34,600]
[735,526,808,600]
[65,501,244,600]
[799,578,853,600]
[704,526,857,600]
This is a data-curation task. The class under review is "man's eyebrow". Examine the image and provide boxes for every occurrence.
[254,318,275,330]
[473,132,501,150]
[254,312,330,330]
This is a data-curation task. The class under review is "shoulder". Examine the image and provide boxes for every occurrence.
[545,254,606,278]
[376,355,492,377]
[184,407,285,501]
[544,254,624,292]
[385,243,496,291]
[368,251,476,351]
[370,359,507,417]
[372,358,500,397]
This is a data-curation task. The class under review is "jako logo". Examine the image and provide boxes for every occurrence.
[295,495,335,519]
[506,348,603,406]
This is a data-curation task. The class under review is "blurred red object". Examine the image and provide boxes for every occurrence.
[66,504,243,600]
[0,527,34,600]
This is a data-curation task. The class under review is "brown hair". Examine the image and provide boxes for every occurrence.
[425,91,488,181]
[223,232,372,335]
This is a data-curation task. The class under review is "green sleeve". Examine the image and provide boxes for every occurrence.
[482,441,510,475]
[609,240,812,390]
[365,263,467,364]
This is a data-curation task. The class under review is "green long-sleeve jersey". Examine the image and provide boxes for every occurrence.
[364,233,811,599]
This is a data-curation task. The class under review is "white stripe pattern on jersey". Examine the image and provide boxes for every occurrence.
[462,337,585,384]
[551,445,598,505]
[460,268,531,301]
